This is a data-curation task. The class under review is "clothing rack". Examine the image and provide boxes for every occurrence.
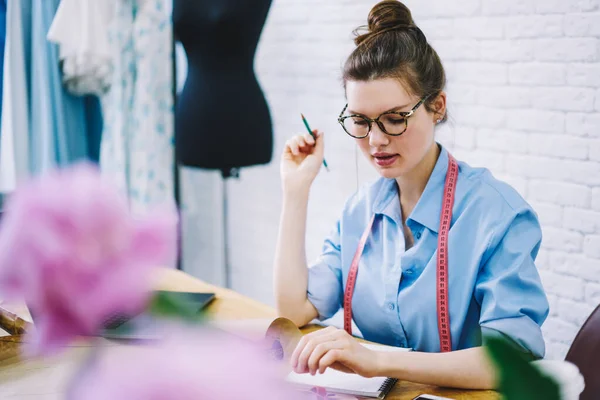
[172,27,182,271]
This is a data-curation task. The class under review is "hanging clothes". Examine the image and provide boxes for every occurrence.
[100,0,175,214]
[46,0,111,164]
[0,0,32,193]
[29,0,91,174]
[46,0,113,97]
[84,95,103,163]
[0,0,104,194]
[0,0,7,122]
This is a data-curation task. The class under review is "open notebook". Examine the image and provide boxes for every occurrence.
[286,343,411,399]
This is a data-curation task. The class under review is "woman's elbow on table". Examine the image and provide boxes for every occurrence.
[276,299,319,328]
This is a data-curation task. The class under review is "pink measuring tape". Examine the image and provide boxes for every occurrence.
[343,154,459,353]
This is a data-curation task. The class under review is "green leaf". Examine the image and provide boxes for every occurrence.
[484,335,561,400]
[147,291,208,324]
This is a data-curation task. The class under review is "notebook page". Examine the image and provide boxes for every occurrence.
[287,368,388,395]
[286,343,409,396]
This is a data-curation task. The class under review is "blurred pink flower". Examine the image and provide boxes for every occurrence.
[0,163,177,355]
[68,326,311,400]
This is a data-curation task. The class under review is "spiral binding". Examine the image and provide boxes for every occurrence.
[377,378,398,398]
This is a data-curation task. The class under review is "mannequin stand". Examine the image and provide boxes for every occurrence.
[221,167,239,289]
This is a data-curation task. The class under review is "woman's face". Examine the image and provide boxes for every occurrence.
[344,78,444,180]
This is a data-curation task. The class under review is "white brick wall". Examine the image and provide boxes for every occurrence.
[181,0,600,360]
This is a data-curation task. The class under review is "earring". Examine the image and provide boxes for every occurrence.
[436,118,442,124]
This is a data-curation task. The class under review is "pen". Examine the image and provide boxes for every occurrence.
[301,113,329,171]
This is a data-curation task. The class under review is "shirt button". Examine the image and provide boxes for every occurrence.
[404,269,413,275]
[387,302,395,311]
[414,231,421,240]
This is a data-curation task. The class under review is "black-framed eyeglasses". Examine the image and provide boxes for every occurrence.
[337,95,430,138]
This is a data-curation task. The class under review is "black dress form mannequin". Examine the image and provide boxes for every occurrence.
[173,0,273,178]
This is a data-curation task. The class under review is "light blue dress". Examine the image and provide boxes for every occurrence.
[0,0,7,122]
[30,0,90,173]
[307,145,549,358]
[0,0,32,192]
[100,0,174,214]
[0,0,101,193]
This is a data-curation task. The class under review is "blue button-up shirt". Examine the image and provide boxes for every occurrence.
[307,145,549,358]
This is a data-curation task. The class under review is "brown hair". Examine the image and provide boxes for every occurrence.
[343,0,447,123]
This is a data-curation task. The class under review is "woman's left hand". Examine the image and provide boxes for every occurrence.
[290,326,382,378]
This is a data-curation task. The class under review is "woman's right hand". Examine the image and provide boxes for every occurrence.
[280,130,324,194]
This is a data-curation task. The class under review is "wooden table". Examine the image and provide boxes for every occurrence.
[0,268,499,399]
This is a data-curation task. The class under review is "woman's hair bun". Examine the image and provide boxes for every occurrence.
[354,1,417,46]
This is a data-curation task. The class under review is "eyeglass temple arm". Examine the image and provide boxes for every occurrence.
[338,104,349,120]
[410,97,427,113]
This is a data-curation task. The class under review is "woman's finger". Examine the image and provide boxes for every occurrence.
[304,133,315,146]
[286,138,300,156]
[292,328,339,372]
[293,134,308,149]
[291,327,337,368]
[318,349,344,374]
[307,341,345,375]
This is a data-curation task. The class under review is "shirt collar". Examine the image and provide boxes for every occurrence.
[371,144,450,233]
[371,178,402,224]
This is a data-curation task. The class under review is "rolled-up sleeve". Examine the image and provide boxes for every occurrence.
[307,219,344,321]
[475,209,550,359]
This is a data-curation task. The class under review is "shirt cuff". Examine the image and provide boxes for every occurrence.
[481,316,546,359]
[306,262,342,321]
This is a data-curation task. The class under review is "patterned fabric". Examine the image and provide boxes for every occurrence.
[100,0,174,214]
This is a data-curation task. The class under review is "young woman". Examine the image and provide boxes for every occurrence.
[273,0,549,390]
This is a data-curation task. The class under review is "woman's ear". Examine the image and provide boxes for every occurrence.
[431,91,447,122]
